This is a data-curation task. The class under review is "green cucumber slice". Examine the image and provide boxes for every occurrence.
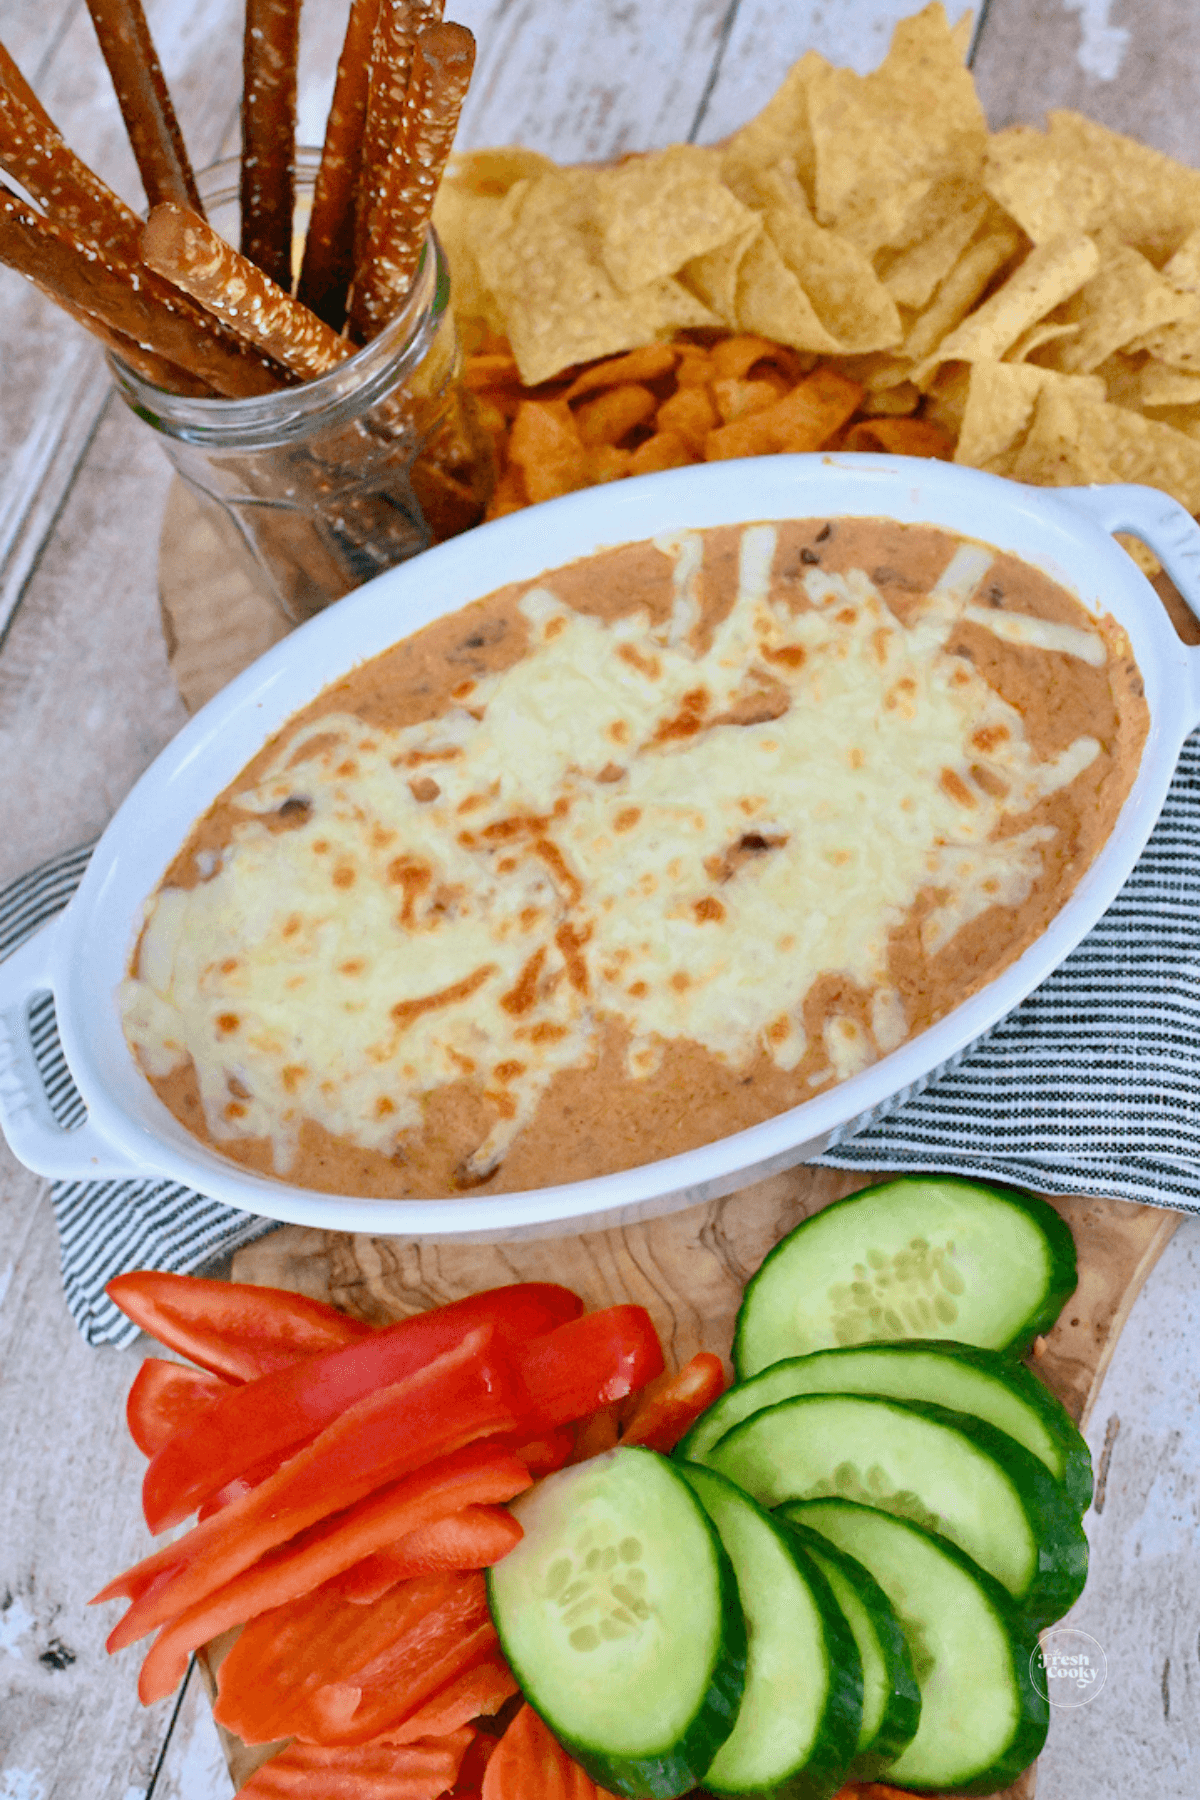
[677,1340,1092,1513]
[703,1393,1087,1628]
[733,1177,1078,1374]
[780,1500,1048,1795]
[678,1463,861,1800]
[486,1447,746,1798]
[776,1518,921,1779]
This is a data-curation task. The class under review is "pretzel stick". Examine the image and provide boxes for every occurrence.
[85,0,203,214]
[144,203,352,381]
[0,39,56,135]
[242,0,302,290]
[0,84,142,263]
[0,187,282,397]
[353,0,443,277]
[296,0,381,330]
[350,22,474,343]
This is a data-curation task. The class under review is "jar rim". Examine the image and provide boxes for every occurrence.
[108,151,451,449]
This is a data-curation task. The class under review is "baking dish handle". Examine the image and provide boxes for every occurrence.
[0,917,149,1181]
[1052,483,1200,728]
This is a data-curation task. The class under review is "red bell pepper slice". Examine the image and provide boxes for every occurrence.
[238,1729,474,1799]
[95,1325,523,1650]
[619,1352,727,1452]
[106,1271,373,1379]
[499,1430,573,1477]
[515,1306,664,1428]
[142,1283,583,1532]
[135,1445,530,1704]
[125,1358,231,1457]
[298,1616,499,1747]
[374,1651,518,1745]
[334,1505,523,1604]
[482,1705,621,1800]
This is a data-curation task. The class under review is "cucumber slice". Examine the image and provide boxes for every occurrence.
[733,1177,1077,1374]
[703,1393,1087,1628]
[780,1500,1048,1795]
[486,1447,746,1798]
[777,1517,921,1779]
[677,1340,1092,1513]
[678,1463,861,1800]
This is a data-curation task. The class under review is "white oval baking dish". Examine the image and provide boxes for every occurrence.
[2,455,1199,1240]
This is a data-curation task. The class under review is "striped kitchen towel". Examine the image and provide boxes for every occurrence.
[3,734,1199,1347]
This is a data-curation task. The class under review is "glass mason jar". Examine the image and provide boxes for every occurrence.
[109,151,493,623]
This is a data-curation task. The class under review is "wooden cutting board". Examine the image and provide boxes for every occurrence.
[196,1164,1180,1798]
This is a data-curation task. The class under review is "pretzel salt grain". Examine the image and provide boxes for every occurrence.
[0,82,142,265]
[0,39,56,135]
[353,0,443,277]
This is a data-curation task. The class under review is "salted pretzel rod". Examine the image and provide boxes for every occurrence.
[0,188,281,397]
[353,0,443,279]
[350,22,474,344]
[84,0,204,214]
[296,0,381,330]
[0,84,142,265]
[144,202,352,381]
[242,0,302,290]
[0,40,56,135]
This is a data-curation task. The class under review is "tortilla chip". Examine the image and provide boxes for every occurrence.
[1045,233,1196,374]
[737,161,902,354]
[1163,229,1200,295]
[878,183,991,308]
[953,360,1106,472]
[914,234,1099,381]
[806,4,987,251]
[1003,320,1079,363]
[444,147,559,197]
[1126,305,1200,372]
[721,48,828,203]
[903,223,1024,363]
[1138,362,1200,407]
[1009,378,1200,513]
[733,231,842,354]
[431,183,507,331]
[595,146,756,293]
[476,170,716,384]
[985,112,1200,263]
[683,223,761,325]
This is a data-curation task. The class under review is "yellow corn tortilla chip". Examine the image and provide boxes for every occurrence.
[1048,232,1195,374]
[953,360,1106,472]
[1003,320,1079,363]
[1139,362,1200,407]
[903,223,1024,363]
[913,233,1099,382]
[734,231,842,354]
[806,4,987,251]
[431,183,508,331]
[444,147,559,197]
[683,223,761,325]
[878,183,991,308]
[1010,378,1200,513]
[594,145,756,293]
[737,161,902,354]
[476,170,716,384]
[1126,305,1200,372]
[721,48,827,203]
[1162,230,1200,295]
[985,112,1200,263]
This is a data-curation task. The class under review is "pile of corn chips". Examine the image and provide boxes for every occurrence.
[434,3,1200,555]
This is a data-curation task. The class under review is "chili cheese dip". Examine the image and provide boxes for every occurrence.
[120,518,1147,1197]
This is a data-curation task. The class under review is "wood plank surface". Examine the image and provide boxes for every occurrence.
[2,3,1200,1798]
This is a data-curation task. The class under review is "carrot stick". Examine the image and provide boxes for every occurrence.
[143,203,351,380]
[0,83,142,263]
[353,0,443,278]
[0,187,279,397]
[84,0,203,214]
[296,0,382,330]
[241,0,302,289]
[351,22,475,343]
[0,39,56,135]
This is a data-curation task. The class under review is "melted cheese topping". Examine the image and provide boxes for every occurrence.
[121,527,1103,1180]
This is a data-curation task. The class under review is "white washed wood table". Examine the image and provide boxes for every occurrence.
[1,3,1198,1796]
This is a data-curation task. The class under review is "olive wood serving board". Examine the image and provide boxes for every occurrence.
[194,1165,1180,1798]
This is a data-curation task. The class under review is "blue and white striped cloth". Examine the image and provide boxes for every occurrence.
[4,736,1199,1347]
